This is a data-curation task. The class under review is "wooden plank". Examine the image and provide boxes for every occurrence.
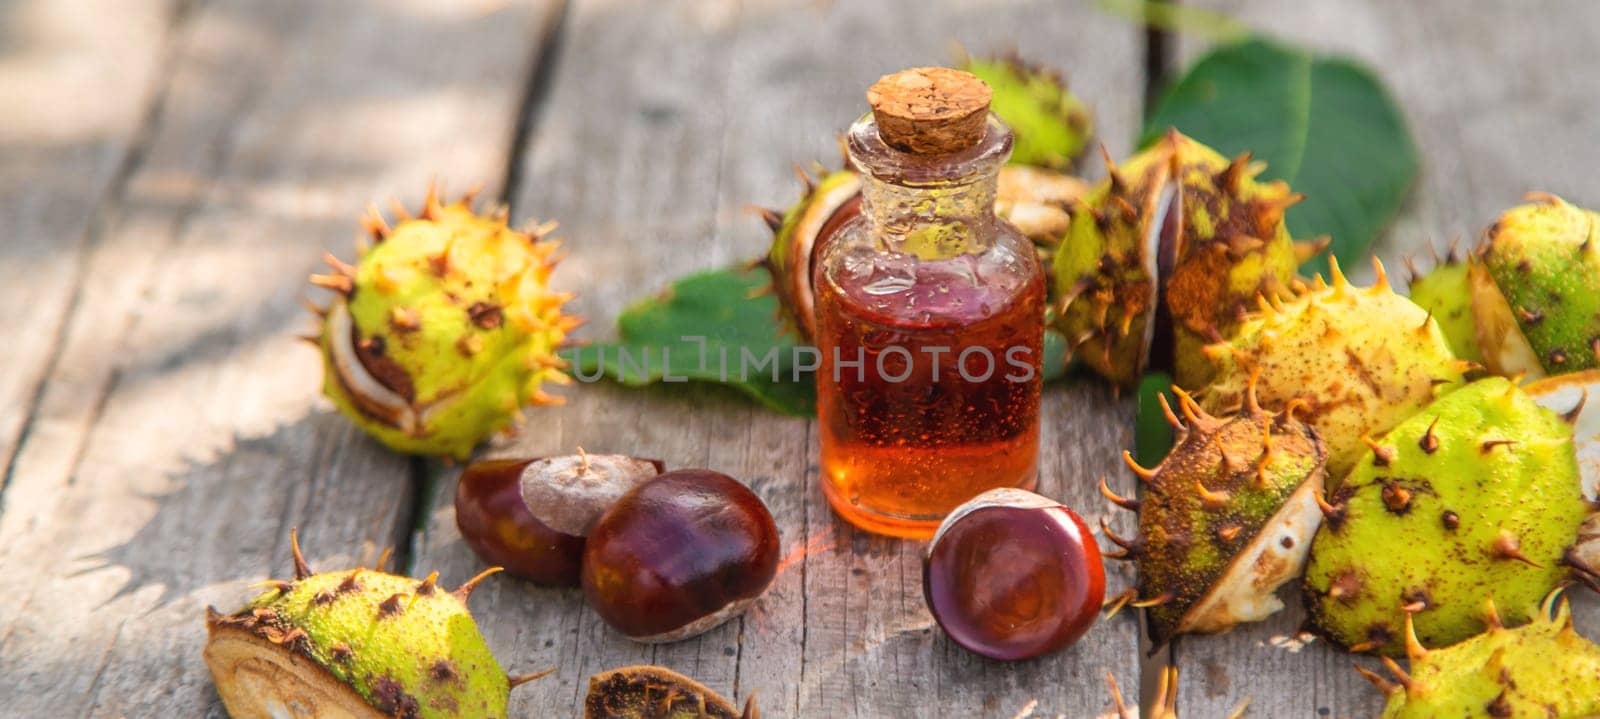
[410,0,1145,716]
[411,4,747,713]
[0,0,557,715]
[1169,3,1600,716]
[0,0,178,503]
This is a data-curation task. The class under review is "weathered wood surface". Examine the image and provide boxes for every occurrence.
[0,0,554,715]
[4,0,1597,716]
[409,1,1144,717]
[1169,2,1600,717]
[0,0,1144,716]
[0,0,177,531]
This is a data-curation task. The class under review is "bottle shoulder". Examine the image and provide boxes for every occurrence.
[816,216,1044,326]
[818,216,1041,277]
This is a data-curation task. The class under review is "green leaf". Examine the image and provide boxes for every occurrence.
[564,266,816,417]
[1142,37,1419,276]
[1041,328,1071,383]
[1134,372,1176,468]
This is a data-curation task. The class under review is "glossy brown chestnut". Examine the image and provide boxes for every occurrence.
[582,470,780,642]
[923,488,1105,661]
[456,458,587,586]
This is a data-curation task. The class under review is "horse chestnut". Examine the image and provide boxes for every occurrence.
[582,470,780,643]
[456,458,586,586]
[455,453,663,586]
[923,488,1104,661]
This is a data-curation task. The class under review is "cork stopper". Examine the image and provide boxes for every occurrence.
[867,67,993,155]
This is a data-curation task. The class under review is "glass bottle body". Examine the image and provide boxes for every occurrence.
[814,113,1045,538]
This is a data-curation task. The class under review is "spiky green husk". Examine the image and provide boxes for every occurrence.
[1049,172,1156,387]
[1527,370,1600,502]
[1471,193,1600,379]
[1367,592,1600,718]
[1405,243,1483,363]
[1202,258,1466,477]
[313,189,574,460]
[958,54,1092,170]
[1304,377,1589,656]
[1527,371,1600,586]
[205,534,526,718]
[1115,385,1326,647]
[1052,130,1315,388]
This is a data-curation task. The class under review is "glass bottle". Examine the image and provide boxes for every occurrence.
[814,68,1045,538]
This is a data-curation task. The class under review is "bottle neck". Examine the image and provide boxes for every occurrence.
[846,112,1012,260]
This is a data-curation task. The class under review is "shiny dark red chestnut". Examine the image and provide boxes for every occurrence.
[923,488,1105,661]
[582,470,780,643]
[456,458,587,586]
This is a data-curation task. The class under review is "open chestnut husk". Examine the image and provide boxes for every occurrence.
[923,488,1105,660]
[586,665,758,719]
[582,470,780,643]
[456,453,662,586]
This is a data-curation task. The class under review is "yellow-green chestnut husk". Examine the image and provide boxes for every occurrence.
[1303,378,1596,656]
[204,531,545,718]
[1108,378,1327,647]
[1470,192,1600,379]
[1052,130,1326,388]
[310,186,578,459]
[1202,258,1468,477]
[1363,590,1600,718]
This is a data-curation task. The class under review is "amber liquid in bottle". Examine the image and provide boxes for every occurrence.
[815,83,1045,538]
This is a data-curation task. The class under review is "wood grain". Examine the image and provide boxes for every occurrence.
[11,1,1591,716]
[0,0,179,511]
[1169,2,1600,717]
[407,0,1146,716]
[0,0,555,715]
